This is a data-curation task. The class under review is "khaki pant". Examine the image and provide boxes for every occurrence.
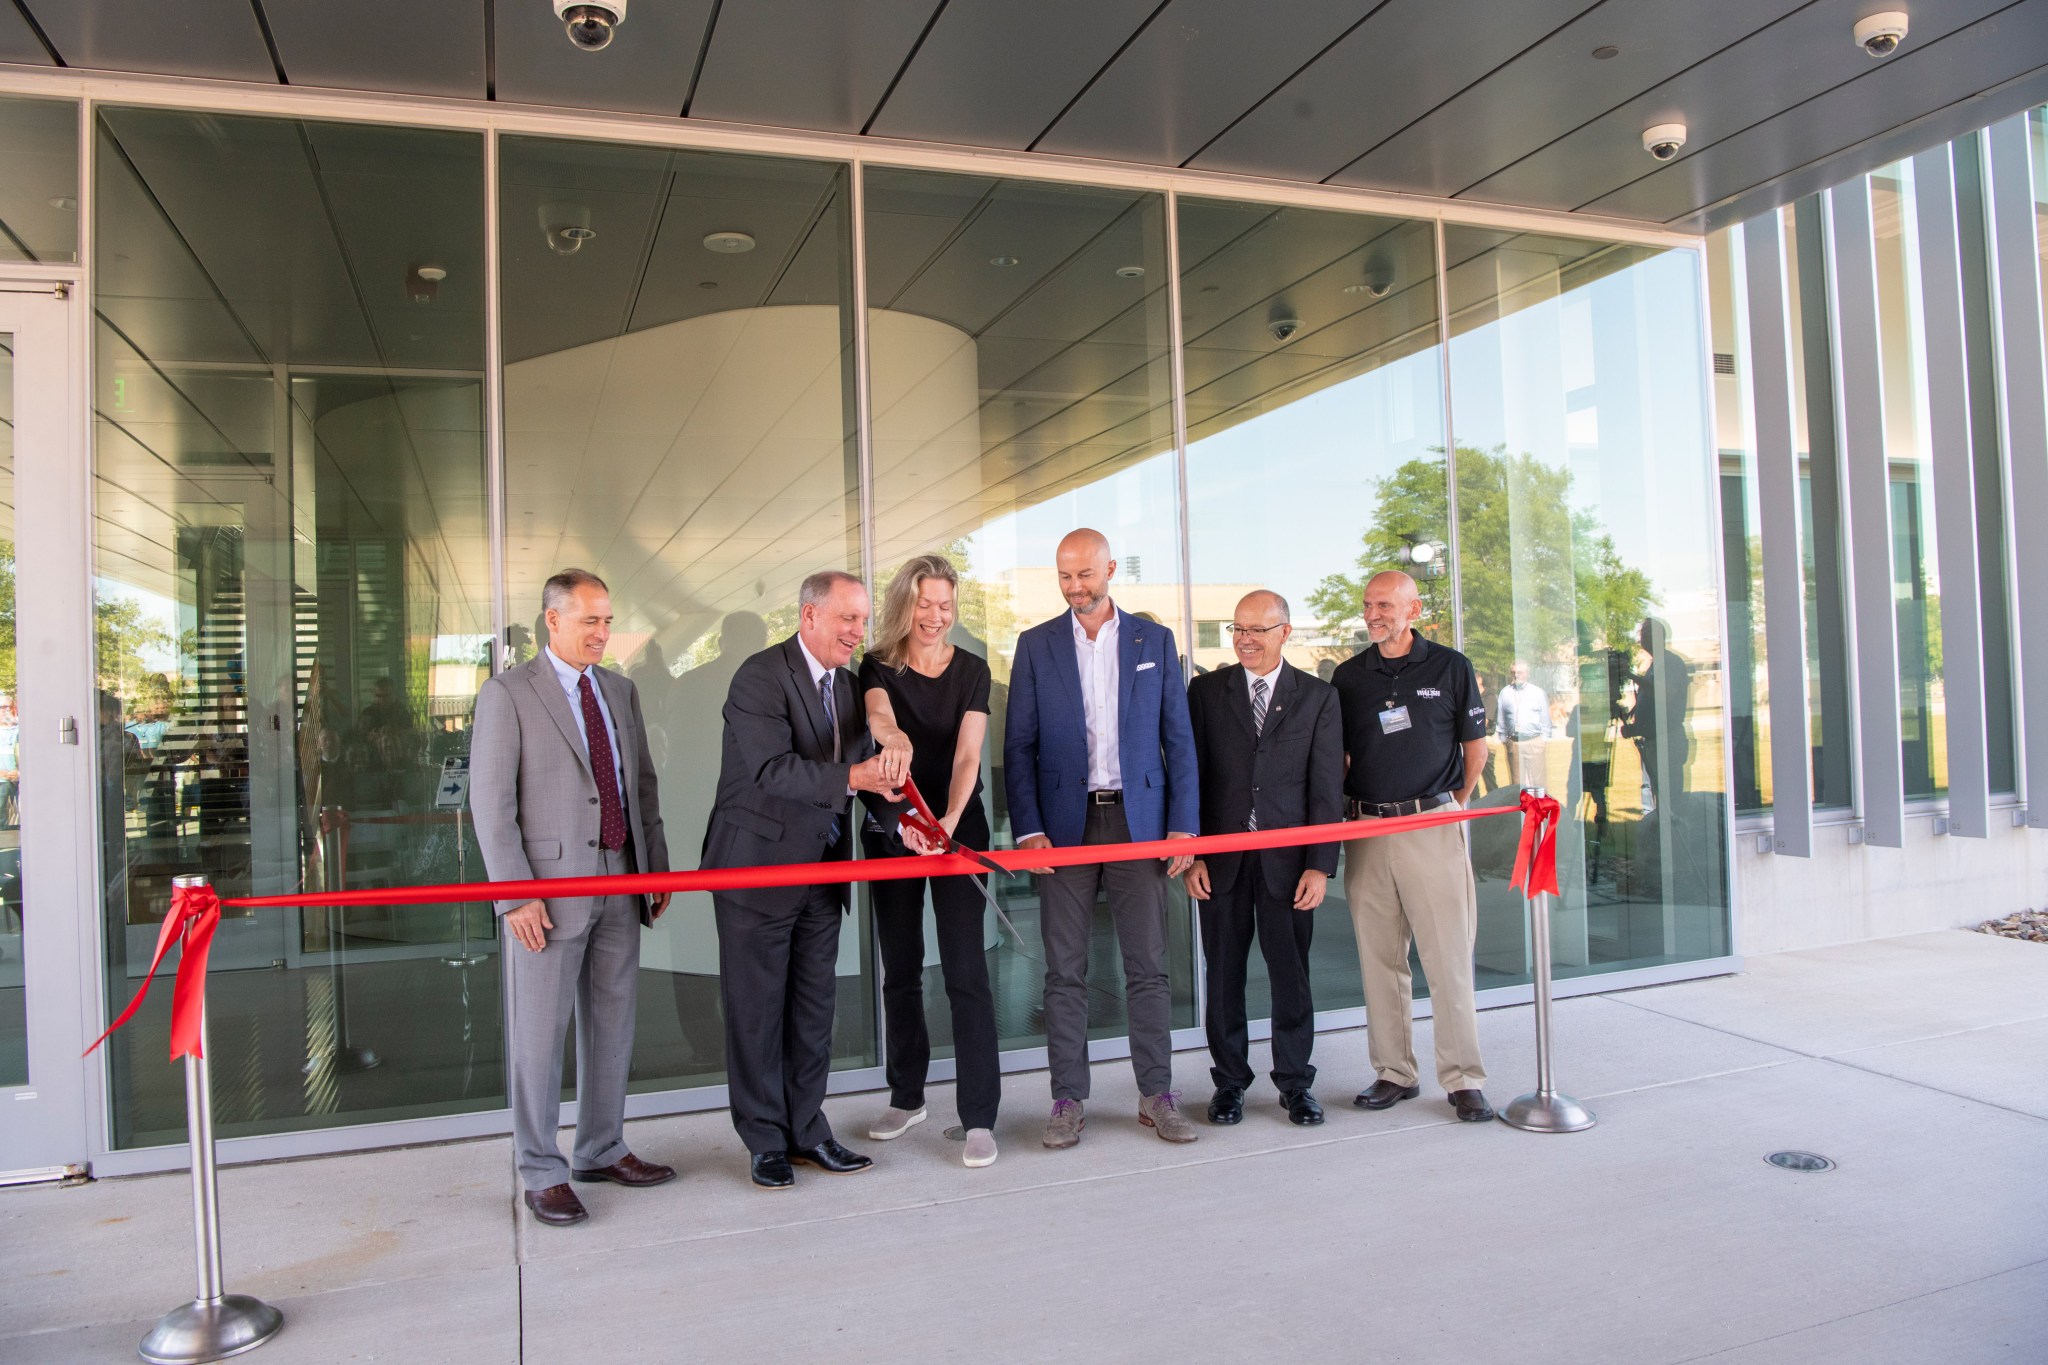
[1344,818,1486,1093]
[1504,738,1545,791]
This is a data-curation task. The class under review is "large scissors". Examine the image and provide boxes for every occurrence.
[898,775,1022,944]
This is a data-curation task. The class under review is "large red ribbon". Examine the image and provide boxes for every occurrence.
[1510,789,1563,898]
[85,881,221,1062]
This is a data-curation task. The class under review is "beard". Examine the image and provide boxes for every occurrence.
[1067,586,1108,616]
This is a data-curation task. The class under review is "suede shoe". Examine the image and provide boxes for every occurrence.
[523,1183,588,1226]
[1139,1091,1199,1143]
[1279,1088,1325,1126]
[1450,1089,1497,1122]
[1354,1079,1422,1110]
[571,1153,676,1187]
[1207,1086,1245,1125]
[1042,1098,1085,1149]
[868,1106,927,1141]
[790,1138,873,1174]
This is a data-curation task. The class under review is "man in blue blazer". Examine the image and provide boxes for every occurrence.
[1005,528,1201,1148]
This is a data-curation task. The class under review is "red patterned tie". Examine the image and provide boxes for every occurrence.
[578,673,627,851]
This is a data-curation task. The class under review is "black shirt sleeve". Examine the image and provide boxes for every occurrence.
[963,652,992,714]
[1454,654,1487,743]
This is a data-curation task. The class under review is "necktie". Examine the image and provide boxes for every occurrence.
[1249,676,1269,831]
[819,672,843,843]
[578,673,627,851]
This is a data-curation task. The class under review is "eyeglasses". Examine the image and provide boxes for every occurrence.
[1224,623,1287,637]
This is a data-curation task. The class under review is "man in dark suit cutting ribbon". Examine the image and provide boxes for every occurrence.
[702,569,908,1190]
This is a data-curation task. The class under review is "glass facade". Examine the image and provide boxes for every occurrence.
[0,94,77,264]
[0,335,18,1087]
[0,94,1743,1152]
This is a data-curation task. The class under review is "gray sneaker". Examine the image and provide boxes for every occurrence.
[1139,1091,1200,1143]
[1042,1098,1084,1149]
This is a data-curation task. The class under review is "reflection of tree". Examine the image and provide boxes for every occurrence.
[96,592,175,697]
[1309,445,1654,672]
[874,539,1018,651]
[0,540,13,696]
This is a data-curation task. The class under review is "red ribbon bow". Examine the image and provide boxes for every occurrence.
[1510,789,1563,898]
[85,881,222,1062]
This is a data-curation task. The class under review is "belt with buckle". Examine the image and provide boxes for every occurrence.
[1088,790,1123,805]
[1347,793,1451,819]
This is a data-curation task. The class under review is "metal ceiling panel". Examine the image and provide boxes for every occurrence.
[258,0,485,99]
[27,0,277,81]
[1461,0,2014,216]
[0,3,54,64]
[1189,0,1595,182]
[1586,0,2048,222]
[866,0,1157,149]
[494,0,715,116]
[1331,0,1791,197]
[689,0,944,133]
[1036,0,1378,167]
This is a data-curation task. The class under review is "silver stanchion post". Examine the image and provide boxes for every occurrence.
[305,806,378,1073]
[1501,788,1595,1134]
[139,875,285,1364]
[442,803,486,968]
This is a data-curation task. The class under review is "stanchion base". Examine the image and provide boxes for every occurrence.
[1500,1091,1596,1133]
[441,953,490,967]
[139,1294,283,1363]
[301,1046,381,1076]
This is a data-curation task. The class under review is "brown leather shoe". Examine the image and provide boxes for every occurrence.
[522,1183,589,1226]
[571,1153,677,1187]
[1449,1089,1497,1122]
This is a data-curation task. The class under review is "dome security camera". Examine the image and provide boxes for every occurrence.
[1642,122,1688,162]
[554,0,626,51]
[1853,11,1908,57]
[1269,316,1301,343]
[540,202,595,256]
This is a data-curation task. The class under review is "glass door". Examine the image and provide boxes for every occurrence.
[0,284,96,1179]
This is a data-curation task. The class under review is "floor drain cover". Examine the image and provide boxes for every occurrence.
[1766,1150,1835,1172]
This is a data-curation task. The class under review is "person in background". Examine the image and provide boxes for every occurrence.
[858,554,1003,1168]
[1495,659,1550,790]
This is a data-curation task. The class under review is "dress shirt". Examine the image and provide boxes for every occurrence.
[1073,606,1122,791]
[795,635,858,800]
[1244,660,1281,715]
[544,645,626,809]
[1497,681,1550,741]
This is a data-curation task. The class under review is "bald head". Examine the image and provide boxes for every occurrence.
[1362,570,1423,653]
[1055,527,1117,620]
[1237,589,1290,621]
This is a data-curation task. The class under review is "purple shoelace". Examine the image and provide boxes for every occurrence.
[1050,1098,1079,1117]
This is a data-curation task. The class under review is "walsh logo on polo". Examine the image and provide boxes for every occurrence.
[1416,687,1443,697]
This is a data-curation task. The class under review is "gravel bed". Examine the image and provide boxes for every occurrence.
[1976,910,2048,943]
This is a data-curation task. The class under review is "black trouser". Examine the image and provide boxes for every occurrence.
[1200,850,1317,1093]
[714,880,843,1155]
[864,805,1001,1130]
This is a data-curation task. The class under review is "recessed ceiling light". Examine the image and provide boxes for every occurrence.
[1199,284,1219,294]
[989,255,1020,267]
[48,196,76,210]
[1591,45,1620,59]
[416,265,448,283]
[699,280,720,289]
[703,231,756,253]
[1115,265,1145,278]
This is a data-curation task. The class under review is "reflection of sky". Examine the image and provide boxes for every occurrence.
[964,449,1184,594]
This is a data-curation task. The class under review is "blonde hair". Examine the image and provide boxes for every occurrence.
[873,554,960,669]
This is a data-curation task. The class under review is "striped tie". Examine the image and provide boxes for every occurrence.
[1248,676,1268,831]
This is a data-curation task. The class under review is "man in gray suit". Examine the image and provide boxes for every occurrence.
[472,568,674,1227]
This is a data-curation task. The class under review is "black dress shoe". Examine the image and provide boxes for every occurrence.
[789,1138,873,1174]
[523,1183,589,1226]
[1207,1086,1245,1125]
[1354,1079,1422,1111]
[1278,1088,1325,1126]
[1449,1088,1496,1122]
[750,1151,794,1190]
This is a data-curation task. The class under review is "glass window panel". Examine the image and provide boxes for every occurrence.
[0,95,78,264]
[500,138,870,1090]
[0,336,19,1087]
[1178,196,1444,1017]
[866,168,1191,1057]
[1870,160,1946,799]
[93,108,489,1147]
[1445,226,1730,979]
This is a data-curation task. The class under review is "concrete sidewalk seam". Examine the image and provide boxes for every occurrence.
[1663,1254,2048,1364]
[1813,1053,2048,1125]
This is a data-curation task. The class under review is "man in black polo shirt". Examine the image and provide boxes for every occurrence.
[1331,570,1494,1123]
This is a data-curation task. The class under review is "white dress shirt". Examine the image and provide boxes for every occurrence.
[1497,681,1550,741]
[544,645,626,807]
[1074,607,1122,791]
[794,634,840,760]
[1244,659,1281,719]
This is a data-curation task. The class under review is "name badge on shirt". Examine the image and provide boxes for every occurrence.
[1379,704,1413,735]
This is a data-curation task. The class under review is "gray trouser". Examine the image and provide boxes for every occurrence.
[505,844,639,1191]
[1039,802,1174,1100]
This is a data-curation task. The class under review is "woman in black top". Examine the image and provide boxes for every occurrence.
[859,553,1002,1167]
